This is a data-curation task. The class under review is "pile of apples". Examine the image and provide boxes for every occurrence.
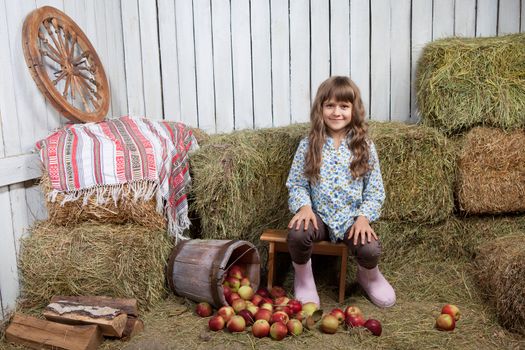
[321,306,382,336]
[435,304,461,331]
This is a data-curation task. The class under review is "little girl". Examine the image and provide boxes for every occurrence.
[286,76,395,308]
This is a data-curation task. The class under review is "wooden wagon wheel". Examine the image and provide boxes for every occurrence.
[22,6,110,123]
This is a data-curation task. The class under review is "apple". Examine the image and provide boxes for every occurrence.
[287,299,302,315]
[228,265,244,279]
[364,319,382,336]
[274,296,290,307]
[222,285,232,298]
[252,319,270,338]
[294,310,305,322]
[217,306,235,323]
[240,277,251,287]
[435,313,455,331]
[251,294,264,306]
[263,297,274,305]
[238,309,254,326]
[254,308,273,322]
[238,285,254,300]
[344,305,364,319]
[330,308,345,324]
[246,304,259,316]
[302,302,319,317]
[345,314,366,328]
[255,287,271,298]
[270,311,289,325]
[195,302,213,317]
[260,302,273,313]
[441,304,461,321]
[277,306,292,317]
[208,315,225,331]
[270,321,288,340]
[270,286,287,299]
[226,292,241,306]
[286,318,303,336]
[320,314,339,334]
[227,315,246,333]
[231,298,247,313]
[225,276,240,292]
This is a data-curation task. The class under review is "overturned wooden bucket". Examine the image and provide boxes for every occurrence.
[167,239,260,307]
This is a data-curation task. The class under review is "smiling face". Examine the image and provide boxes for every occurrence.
[322,98,353,140]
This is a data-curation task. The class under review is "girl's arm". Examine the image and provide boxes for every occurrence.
[357,142,386,222]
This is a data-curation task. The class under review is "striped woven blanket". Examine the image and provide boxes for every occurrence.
[36,116,198,241]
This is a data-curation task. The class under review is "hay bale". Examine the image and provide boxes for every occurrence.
[475,235,525,334]
[40,173,167,230]
[370,122,456,223]
[416,34,525,134]
[19,222,173,310]
[457,127,525,214]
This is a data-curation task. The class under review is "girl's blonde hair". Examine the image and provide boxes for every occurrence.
[305,76,371,183]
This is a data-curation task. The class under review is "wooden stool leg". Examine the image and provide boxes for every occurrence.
[339,248,348,304]
[267,242,275,290]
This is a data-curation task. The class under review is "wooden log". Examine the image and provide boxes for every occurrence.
[6,313,103,350]
[121,316,144,340]
[50,295,138,317]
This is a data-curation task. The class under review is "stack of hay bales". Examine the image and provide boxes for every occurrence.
[417,33,525,334]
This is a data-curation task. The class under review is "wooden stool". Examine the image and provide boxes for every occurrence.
[260,229,348,304]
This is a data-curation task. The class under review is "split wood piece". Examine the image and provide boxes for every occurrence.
[50,295,138,317]
[43,304,127,338]
[6,313,103,350]
[121,316,144,341]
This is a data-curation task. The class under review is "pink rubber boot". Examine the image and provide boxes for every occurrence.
[292,259,320,306]
[356,264,396,308]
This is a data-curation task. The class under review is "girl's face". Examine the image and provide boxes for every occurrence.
[322,98,352,138]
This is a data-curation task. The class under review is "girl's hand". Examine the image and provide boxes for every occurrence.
[347,216,378,245]
[288,205,319,231]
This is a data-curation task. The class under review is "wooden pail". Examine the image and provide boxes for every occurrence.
[167,239,260,307]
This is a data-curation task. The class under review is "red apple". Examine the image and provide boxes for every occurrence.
[238,285,254,300]
[251,294,264,306]
[277,306,292,317]
[260,302,273,313]
[195,302,213,317]
[237,309,254,326]
[270,286,287,299]
[287,299,302,315]
[330,308,345,324]
[225,276,241,292]
[227,315,246,332]
[345,314,366,328]
[364,319,382,336]
[226,292,241,306]
[228,265,244,279]
[252,319,270,338]
[320,314,339,334]
[302,302,318,316]
[274,296,290,307]
[435,314,455,331]
[246,304,259,316]
[254,308,273,322]
[286,318,303,336]
[217,306,235,323]
[344,305,364,319]
[239,277,251,287]
[222,285,232,298]
[441,304,461,321]
[270,311,289,325]
[208,315,225,331]
[255,287,270,298]
[270,321,288,340]
[231,298,247,313]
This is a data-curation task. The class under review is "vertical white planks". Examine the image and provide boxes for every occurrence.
[310,0,330,100]
[138,0,163,119]
[271,0,290,126]
[211,0,234,132]
[231,0,253,129]
[350,0,370,115]
[370,0,390,121]
[158,0,181,121]
[121,0,145,115]
[522,0,525,32]
[290,0,310,123]
[0,185,18,320]
[390,0,411,122]
[477,0,498,37]
[251,0,272,128]
[330,0,350,76]
[411,0,432,123]
[432,0,454,39]
[175,0,198,126]
[193,0,215,132]
[498,0,521,35]
[455,0,476,37]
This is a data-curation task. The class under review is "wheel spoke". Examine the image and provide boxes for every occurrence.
[43,20,66,59]
[73,76,91,112]
[69,33,77,61]
[63,75,71,98]
[52,70,67,85]
[38,31,62,63]
[77,76,100,109]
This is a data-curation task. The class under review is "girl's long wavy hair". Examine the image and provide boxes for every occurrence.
[305,76,371,183]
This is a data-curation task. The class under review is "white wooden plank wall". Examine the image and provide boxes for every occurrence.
[1,0,525,320]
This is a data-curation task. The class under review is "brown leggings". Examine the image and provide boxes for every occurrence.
[287,213,382,269]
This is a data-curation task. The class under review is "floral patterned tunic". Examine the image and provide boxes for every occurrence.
[286,136,385,242]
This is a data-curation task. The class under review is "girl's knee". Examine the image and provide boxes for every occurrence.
[354,239,382,267]
[287,227,311,247]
